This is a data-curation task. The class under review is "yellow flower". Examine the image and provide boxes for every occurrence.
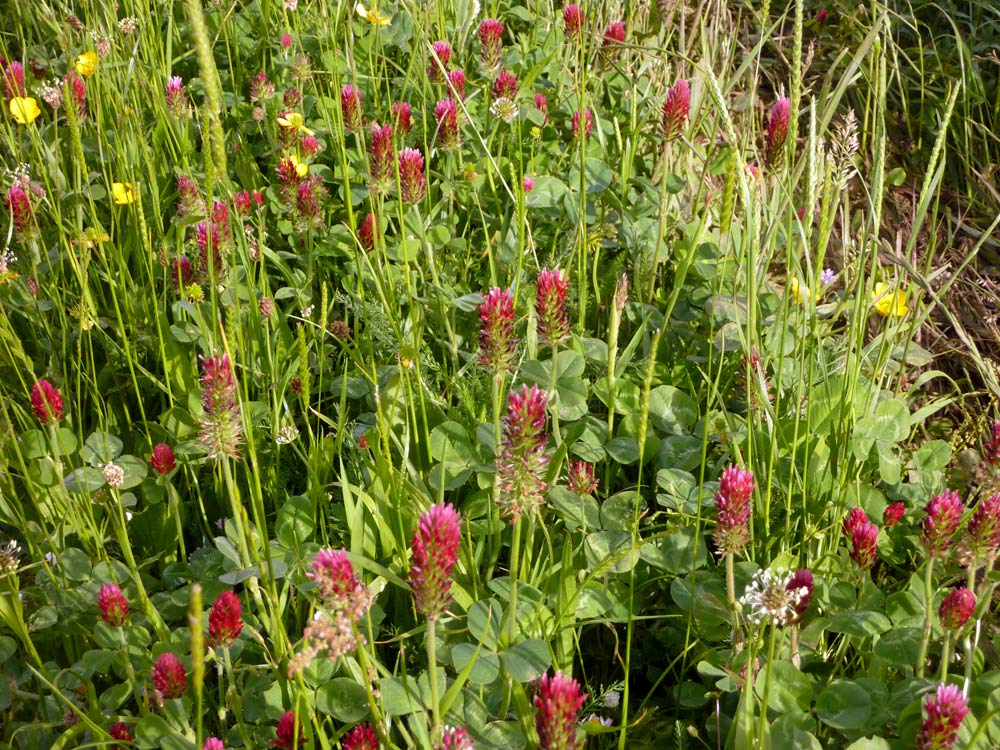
[355,2,390,25]
[288,153,309,177]
[75,51,98,77]
[76,228,111,248]
[9,97,41,125]
[872,282,909,317]
[111,182,137,205]
[788,277,819,304]
[277,111,315,136]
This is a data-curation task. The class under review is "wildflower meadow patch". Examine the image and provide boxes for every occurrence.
[2,1,1000,749]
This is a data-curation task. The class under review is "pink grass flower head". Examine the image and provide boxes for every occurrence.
[109,722,133,749]
[571,109,593,140]
[842,506,870,537]
[429,40,452,83]
[985,419,1000,466]
[883,502,906,527]
[493,70,518,102]
[478,18,505,73]
[962,493,1000,566]
[922,490,964,558]
[6,185,35,241]
[567,460,598,496]
[601,22,626,60]
[816,8,829,24]
[150,443,176,474]
[98,583,129,626]
[203,739,225,750]
[523,176,535,192]
[271,711,306,749]
[562,4,584,38]
[764,97,790,169]
[174,256,195,289]
[250,71,275,102]
[662,79,690,141]
[497,384,550,520]
[448,68,467,100]
[535,671,587,750]
[281,32,294,48]
[343,723,379,750]
[478,287,518,372]
[434,98,460,150]
[713,465,754,554]
[341,84,363,132]
[845,515,879,570]
[165,76,189,117]
[536,268,570,347]
[308,548,365,607]
[786,569,813,622]
[177,174,204,217]
[534,93,549,124]
[409,502,462,620]
[436,726,474,750]
[392,101,412,134]
[368,122,395,191]
[208,590,243,647]
[300,135,320,155]
[4,61,25,98]
[152,653,187,699]
[199,354,242,460]
[233,190,254,216]
[917,683,969,750]
[939,587,975,631]
[30,379,64,424]
[359,212,378,250]
[398,148,426,204]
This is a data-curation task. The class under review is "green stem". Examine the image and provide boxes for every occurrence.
[917,558,936,679]
[726,551,742,652]
[506,516,523,648]
[939,632,952,683]
[426,616,441,740]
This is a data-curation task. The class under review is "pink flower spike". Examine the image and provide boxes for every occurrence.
[341,84,363,131]
[713,465,755,554]
[497,384,550,520]
[917,683,969,750]
[165,76,189,117]
[962,492,1000,565]
[567,460,598,496]
[409,503,462,620]
[358,212,378,251]
[849,519,879,570]
[98,583,129,627]
[477,287,518,372]
[434,98,460,150]
[203,739,225,750]
[493,70,518,102]
[368,122,395,191]
[398,148,426,204]
[208,590,243,647]
[6,185,35,241]
[534,93,549,124]
[271,711,307,749]
[436,725,474,750]
[922,489,964,558]
[764,97,791,168]
[601,22,626,60]
[150,443,176,475]
[883,502,905,527]
[391,101,412,134]
[939,587,975,631]
[563,4,584,38]
[343,723,379,750]
[199,354,242,460]
[30,379,63,423]
[534,671,587,750]
[571,109,593,140]
[428,40,452,83]
[447,68,466,100]
[536,268,570,347]
[309,548,363,605]
[151,653,187,699]
[477,18,505,73]
[4,61,25,98]
[523,176,535,193]
[662,79,690,141]
[786,569,813,622]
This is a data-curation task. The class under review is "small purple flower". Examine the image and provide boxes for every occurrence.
[820,268,836,285]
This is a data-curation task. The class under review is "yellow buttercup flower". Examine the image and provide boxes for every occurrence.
[75,51,98,77]
[277,111,315,136]
[111,182,137,205]
[9,97,41,125]
[355,2,390,25]
[288,153,309,177]
[788,277,820,304]
[872,282,908,317]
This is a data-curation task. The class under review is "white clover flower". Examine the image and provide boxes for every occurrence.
[102,462,125,488]
[276,425,300,445]
[739,568,809,626]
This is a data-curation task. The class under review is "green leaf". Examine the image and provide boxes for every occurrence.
[20,430,47,459]
[770,713,821,750]
[65,467,107,493]
[585,531,639,573]
[655,435,702,471]
[99,681,132,711]
[499,639,551,682]
[755,661,812,713]
[664,173,686,193]
[82,431,124,465]
[451,643,501,685]
[640,529,706,574]
[647,385,698,434]
[52,428,78,456]
[276,495,315,547]
[0,636,16,663]
[873,627,922,667]
[135,714,195,750]
[568,158,613,194]
[316,677,369,722]
[380,676,425,716]
[605,437,639,465]
[816,680,872,730]
[524,176,569,208]
[828,611,892,638]
[467,599,504,651]
[79,649,117,678]
[60,548,92,582]
[845,739,891,750]
[548,486,601,531]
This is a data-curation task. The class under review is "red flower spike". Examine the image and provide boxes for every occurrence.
[343,723,379,750]
[534,671,587,750]
[764,97,790,168]
[434,98,460,150]
[359,213,378,251]
[398,148,426,204]
[571,109,593,140]
[883,502,905,527]
[567,460,598,496]
[536,268,570,347]
[30,379,64,424]
[962,493,1000,565]
[428,40,452,83]
[271,711,307,749]
[477,18,505,73]
[786,569,813,622]
[208,590,243,647]
[391,101,412,134]
[939,587,975,631]
[98,583,129,627]
[203,739,225,750]
[109,721,133,750]
[662,79,690,141]
[409,503,462,620]
[497,384,550,520]
[199,354,242,460]
[534,93,549,124]
[493,70,518,102]
[478,287,518,372]
[563,4,584,38]
[368,122,395,191]
[447,69,466,100]
[341,84,363,132]
[151,653,187,699]
[436,726,474,750]
[917,683,969,750]
[713,465,755,554]
[922,490,964,558]
[150,443,176,475]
